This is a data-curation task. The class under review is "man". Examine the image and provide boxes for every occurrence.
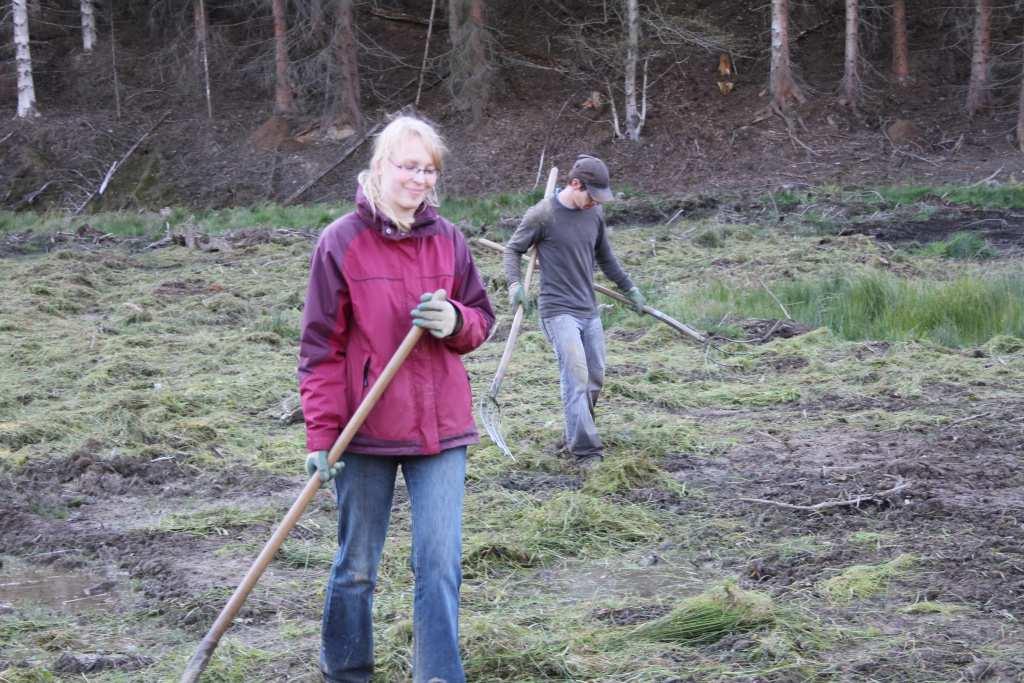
[503,154,645,470]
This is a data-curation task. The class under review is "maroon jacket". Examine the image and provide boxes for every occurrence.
[298,188,495,456]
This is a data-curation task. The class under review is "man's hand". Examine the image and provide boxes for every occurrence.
[508,283,529,315]
[411,292,459,338]
[305,450,343,487]
[625,286,646,313]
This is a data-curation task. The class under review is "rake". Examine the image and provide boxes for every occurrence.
[179,291,445,682]
[479,166,558,459]
[474,237,707,345]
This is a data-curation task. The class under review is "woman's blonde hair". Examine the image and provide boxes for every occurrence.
[358,115,447,232]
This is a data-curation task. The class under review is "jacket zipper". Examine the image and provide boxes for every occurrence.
[362,357,371,388]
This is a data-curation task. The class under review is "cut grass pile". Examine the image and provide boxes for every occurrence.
[819,555,917,603]
[628,581,775,645]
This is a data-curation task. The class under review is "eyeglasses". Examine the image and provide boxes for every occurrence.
[389,160,438,180]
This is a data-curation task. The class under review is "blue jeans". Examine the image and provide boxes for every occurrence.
[321,447,467,683]
[540,313,606,459]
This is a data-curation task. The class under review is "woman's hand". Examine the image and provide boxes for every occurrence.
[411,292,460,338]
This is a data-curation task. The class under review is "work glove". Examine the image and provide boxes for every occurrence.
[508,282,529,315]
[625,286,646,313]
[411,292,459,338]
[305,450,343,487]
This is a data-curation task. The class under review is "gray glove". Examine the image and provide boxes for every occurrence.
[625,286,646,313]
[508,282,529,314]
[305,450,343,487]
[411,292,459,338]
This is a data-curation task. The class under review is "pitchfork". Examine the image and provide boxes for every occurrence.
[479,166,558,459]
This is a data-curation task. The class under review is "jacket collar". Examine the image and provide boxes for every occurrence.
[355,185,440,240]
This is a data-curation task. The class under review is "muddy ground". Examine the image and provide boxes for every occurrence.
[2,200,1024,681]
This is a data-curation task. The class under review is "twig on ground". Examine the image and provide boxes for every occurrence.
[943,412,990,430]
[739,479,911,512]
[758,278,791,320]
[970,166,1003,186]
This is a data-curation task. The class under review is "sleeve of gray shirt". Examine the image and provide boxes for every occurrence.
[594,210,635,292]
[502,200,547,285]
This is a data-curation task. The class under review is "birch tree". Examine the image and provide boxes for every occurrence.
[622,0,643,140]
[891,0,909,85]
[769,0,805,113]
[839,0,861,107]
[332,0,362,130]
[1018,52,1024,152]
[966,0,991,116]
[195,0,213,118]
[81,0,96,52]
[13,0,40,118]
[272,0,296,114]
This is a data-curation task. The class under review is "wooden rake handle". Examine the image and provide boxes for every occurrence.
[486,166,557,398]
[180,290,445,682]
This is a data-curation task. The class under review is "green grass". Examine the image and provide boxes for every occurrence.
[919,231,996,260]
[440,190,544,233]
[876,184,1024,209]
[703,271,1024,347]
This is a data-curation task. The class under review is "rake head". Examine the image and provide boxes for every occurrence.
[479,393,514,460]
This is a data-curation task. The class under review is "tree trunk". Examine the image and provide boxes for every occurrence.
[1018,38,1024,152]
[272,0,295,114]
[891,0,909,84]
[311,0,324,35]
[769,0,805,112]
[623,0,641,141]
[448,0,491,122]
[966,0,991,117]
[332,0,362,130]
[13,0,40,118]
[81,0,96,52]
[840,0,861,107]
[194,0,213,118]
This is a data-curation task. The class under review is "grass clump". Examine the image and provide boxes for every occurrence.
[819,554,916,603]
[629,581,775,645]
[921,231,996,260]
[715,272,1024,347]
[900,601,964,615]
[875,184,1024,209]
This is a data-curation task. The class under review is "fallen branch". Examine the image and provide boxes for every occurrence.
[739,479,911,513]
[282,122,381,206]
[73,111,170,215]
[758,278,791,320]
[942,412,990,430]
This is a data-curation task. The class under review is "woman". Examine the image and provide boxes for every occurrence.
[297,115,494,683]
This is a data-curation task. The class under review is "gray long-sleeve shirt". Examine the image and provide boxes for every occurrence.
[503,194,635,319]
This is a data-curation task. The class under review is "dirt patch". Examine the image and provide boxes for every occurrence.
[842,209,1024,250]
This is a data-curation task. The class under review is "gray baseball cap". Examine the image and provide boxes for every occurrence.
[569,154,614,203]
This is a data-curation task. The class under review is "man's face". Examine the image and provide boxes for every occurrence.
[569,178,600,210]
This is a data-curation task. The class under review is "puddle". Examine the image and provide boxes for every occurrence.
[0,556,122,613]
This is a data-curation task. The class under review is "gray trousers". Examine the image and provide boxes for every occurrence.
[540,313,606,459]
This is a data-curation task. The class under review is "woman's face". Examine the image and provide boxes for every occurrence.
[378,135,438,218]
